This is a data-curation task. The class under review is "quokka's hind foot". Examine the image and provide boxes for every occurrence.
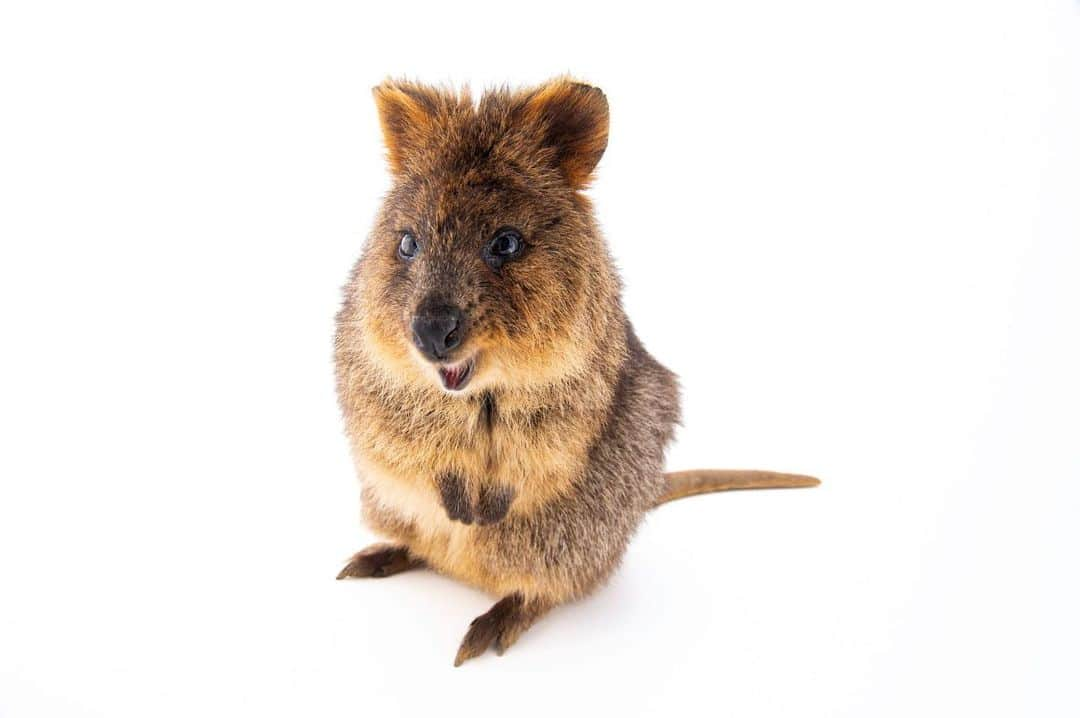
[453,593,552,666]
[336,543,424,580]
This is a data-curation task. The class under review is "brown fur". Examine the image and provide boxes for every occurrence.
[335,77,818,665]
[659,470,821,505]
[336,543,424,579]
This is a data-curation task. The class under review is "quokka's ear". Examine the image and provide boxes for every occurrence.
[372,80,458,175]
[518,78,609,190]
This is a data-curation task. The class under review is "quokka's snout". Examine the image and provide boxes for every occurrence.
[410,297,466,362]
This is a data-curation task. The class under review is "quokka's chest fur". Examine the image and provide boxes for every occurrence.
[345,373,614,521]
[336,332,627,597]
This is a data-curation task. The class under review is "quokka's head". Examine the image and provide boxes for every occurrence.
[350,77,622,395]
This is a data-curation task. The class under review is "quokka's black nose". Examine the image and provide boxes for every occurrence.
[411,304,464,360]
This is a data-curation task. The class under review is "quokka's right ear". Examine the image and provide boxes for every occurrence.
[515,78,609,190]
[372,80,466,175]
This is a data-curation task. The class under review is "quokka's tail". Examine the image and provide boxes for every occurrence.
[655,469,820,507]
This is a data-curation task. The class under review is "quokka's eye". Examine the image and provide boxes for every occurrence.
[398,232,419,260]
[484,228,524,269]
[491,229,521,256]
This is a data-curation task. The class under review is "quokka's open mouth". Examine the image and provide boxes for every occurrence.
[438,357,474,391]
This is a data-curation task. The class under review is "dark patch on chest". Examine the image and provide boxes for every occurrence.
[479,391,497,433]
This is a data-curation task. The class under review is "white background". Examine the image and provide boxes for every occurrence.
[2,1,1078,716]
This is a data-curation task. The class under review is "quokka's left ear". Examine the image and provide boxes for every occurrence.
[516,78,609,190]
[373,80,468,175]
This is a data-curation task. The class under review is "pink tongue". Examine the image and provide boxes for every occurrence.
[441,366,463,389]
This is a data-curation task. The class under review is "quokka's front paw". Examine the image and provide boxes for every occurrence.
[436,473,516,525]
[437,472,474,524]
[476,483,515,525]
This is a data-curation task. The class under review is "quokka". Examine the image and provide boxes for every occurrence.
[334,77,819,665]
